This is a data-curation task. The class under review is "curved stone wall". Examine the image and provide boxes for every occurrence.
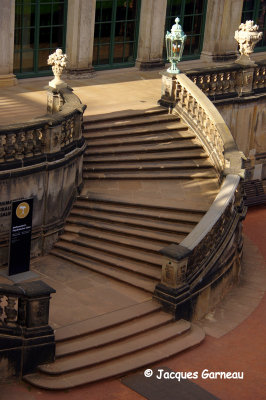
[0,88,86,266]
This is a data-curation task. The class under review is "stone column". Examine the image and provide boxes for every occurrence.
[66,0,96,78]
[0,0,17,87]
[201,0,244,62]
[136,0,167,70]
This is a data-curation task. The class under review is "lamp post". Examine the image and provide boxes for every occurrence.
[165,17,187,74]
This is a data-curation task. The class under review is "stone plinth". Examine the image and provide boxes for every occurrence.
[158,71,178,108]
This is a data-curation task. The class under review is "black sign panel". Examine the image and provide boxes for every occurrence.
[8,198,33,276]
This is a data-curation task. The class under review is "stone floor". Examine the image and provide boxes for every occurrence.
[2,54,266,127]
[0,206,265,400]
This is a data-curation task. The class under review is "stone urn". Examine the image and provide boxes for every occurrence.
[234,20,263,66]
[47,49,68,89]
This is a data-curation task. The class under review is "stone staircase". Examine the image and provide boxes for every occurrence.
[24,106,219,389]
[24,300,205,390]
[50,107,219,294]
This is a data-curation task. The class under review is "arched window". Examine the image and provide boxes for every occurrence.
[93,0,141,69]
[165,0,207,59]
[242,0,266,51]
[14,0,68,78]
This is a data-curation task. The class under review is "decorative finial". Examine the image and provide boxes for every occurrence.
[234,20,262,66]
[47,49,68,89]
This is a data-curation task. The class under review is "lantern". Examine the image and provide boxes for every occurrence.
[165,17,186,74]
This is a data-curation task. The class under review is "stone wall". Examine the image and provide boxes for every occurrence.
[216,97,266,177]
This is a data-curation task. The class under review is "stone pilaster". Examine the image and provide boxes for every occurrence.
[136,0,167,70]
[201,0,244,62]
[66,0,96,78]
[0,0,17,87]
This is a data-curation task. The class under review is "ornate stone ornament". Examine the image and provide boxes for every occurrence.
[234,20,263,66]
[47,48,68,89]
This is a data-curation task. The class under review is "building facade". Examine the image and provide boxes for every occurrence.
[0,0,265,82]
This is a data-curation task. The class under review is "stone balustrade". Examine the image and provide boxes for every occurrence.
[0,280,55,379]
[187,63,266,100]
[0,87,86,267]
[0,88,86,166]
[172,73,244,177]
[155,74,246,320]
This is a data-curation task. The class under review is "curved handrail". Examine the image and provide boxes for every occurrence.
[174,73,245,177]
[157,75,245,299]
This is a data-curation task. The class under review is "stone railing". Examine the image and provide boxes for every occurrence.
[0,87,86,166]
[0,280,55,379]
[187,62,266,101]
[172,73,244,176]
[155,74,246,320]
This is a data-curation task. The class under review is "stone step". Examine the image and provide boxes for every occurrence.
[59,232,163,269]
[56,311,173,357]
[85,127,193,146]
[74,198,203,224]
[55,300,161,342]
[24,324,205,390]
[84,148,208,163]
[78,193,208,214]
[83,159,213,173]
[70,208,194,235]
[83,169,217,180]
[64,225,164,254]
[83,113,177,132]
[66,215,185,245]
[85,138,201,156]
[40,321,190,375]
[83,107,167,125]
[51,248,157,293]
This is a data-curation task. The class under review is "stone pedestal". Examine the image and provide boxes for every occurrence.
[201,0,243,62]
[0,0,17,86]
[47,88,64,114]
[0,280,56,379]
[153,244,192,320]
[235,67,254,96]
[66,0,96,78]
[158,72,178,108]
[136,0,167,70]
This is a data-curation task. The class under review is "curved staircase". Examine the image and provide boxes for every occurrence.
[50,106,219,294]
[24,300,205,390]
[24,106,220,389]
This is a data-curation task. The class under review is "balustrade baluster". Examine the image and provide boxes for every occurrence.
[4,133,16,161]
[0,294,4,322]
[33,129,43,155]
[0,135,6,162]
[24,130,34,158]
[209,74,218,96]
[15,131,25,159]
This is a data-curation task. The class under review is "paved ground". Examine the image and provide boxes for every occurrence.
[0,205,265,400]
